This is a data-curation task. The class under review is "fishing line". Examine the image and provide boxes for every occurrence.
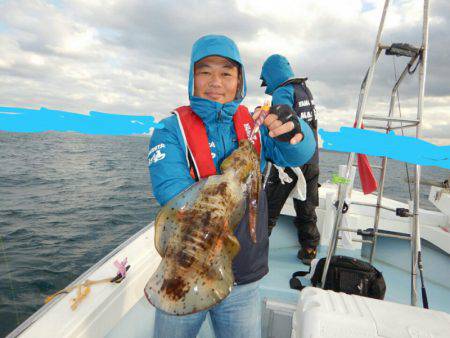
[0,233,20,325]
[392,56,413,200]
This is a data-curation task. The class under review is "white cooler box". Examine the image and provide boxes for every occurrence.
[292,287,450,338]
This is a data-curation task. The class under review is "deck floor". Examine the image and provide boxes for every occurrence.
[263,215,450,313]
[107,215,450,338]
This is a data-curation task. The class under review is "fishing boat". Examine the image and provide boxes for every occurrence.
[6,180,449,338]
[6,0,450,337]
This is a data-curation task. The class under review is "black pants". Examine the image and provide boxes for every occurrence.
[265,163,320,248]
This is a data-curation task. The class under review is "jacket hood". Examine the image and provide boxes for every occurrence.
[260,54,294,95]
[188,35,246,124]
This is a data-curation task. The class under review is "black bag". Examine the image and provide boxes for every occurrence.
[289,255,386,300]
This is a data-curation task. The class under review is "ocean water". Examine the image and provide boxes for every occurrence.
[0,132,448,336]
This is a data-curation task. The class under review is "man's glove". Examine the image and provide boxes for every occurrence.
[270,104,302,142]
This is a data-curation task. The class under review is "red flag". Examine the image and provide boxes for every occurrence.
[354,121,378,194]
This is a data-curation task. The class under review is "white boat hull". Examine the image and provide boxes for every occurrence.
[9,225,160,338]
[9,184,450,338]
[282,182,450,254]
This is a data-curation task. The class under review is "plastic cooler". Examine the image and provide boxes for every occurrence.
[292,287,450,338]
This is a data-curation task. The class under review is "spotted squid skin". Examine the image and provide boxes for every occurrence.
[220,140,261,243]
[145,139,261,315]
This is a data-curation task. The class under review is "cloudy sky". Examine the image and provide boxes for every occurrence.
[0,0,449,145]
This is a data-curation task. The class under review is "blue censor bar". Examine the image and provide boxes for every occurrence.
[319,127,450,170]
[0,106,164,136]
[2,107,448,170]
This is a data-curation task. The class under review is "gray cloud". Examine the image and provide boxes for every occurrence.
[64,0,261,63]
[0,0,448,145]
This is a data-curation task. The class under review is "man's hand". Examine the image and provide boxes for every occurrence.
[253,105,303,144]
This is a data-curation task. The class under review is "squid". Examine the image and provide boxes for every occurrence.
[144,140,261,315]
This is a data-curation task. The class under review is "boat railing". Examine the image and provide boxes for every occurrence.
[321,0,431,308]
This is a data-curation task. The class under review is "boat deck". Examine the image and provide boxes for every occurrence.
[9,179,450,338]
[264,215,450,310]
[106,215,450,338]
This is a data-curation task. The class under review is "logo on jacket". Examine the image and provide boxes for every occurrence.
[298,99,312,108]
[209,141,216,159]
[244,123,257,144]
[148,143,166,165]
[300,111,315,121]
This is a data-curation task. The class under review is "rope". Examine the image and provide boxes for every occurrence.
[45,259,130,310]
[392,56,413,200]
[0,233,20,325]
[46,277,116,310]
[408,53,421,75]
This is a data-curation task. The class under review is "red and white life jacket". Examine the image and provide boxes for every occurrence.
[173,105,261,180]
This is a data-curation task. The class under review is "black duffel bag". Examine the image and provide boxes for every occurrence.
[290,255,386,299]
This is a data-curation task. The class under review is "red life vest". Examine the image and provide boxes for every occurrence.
[173,105,261,180]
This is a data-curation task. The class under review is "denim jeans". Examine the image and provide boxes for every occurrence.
[154,281,261,338]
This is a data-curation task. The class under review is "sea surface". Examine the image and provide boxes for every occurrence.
[0,132,448,336]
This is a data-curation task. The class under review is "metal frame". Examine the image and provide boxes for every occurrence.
[321,0,430,307]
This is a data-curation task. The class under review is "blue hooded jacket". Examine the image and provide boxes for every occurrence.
[149,36,316,206]
[148,35,316,285]
[260,54,296,106]
[261,54,319,165]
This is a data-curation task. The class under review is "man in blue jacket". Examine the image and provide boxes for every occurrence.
[260,54,320,265]
[148,36,315,338]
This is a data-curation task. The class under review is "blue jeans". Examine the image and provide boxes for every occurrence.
[154,281,261,338]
